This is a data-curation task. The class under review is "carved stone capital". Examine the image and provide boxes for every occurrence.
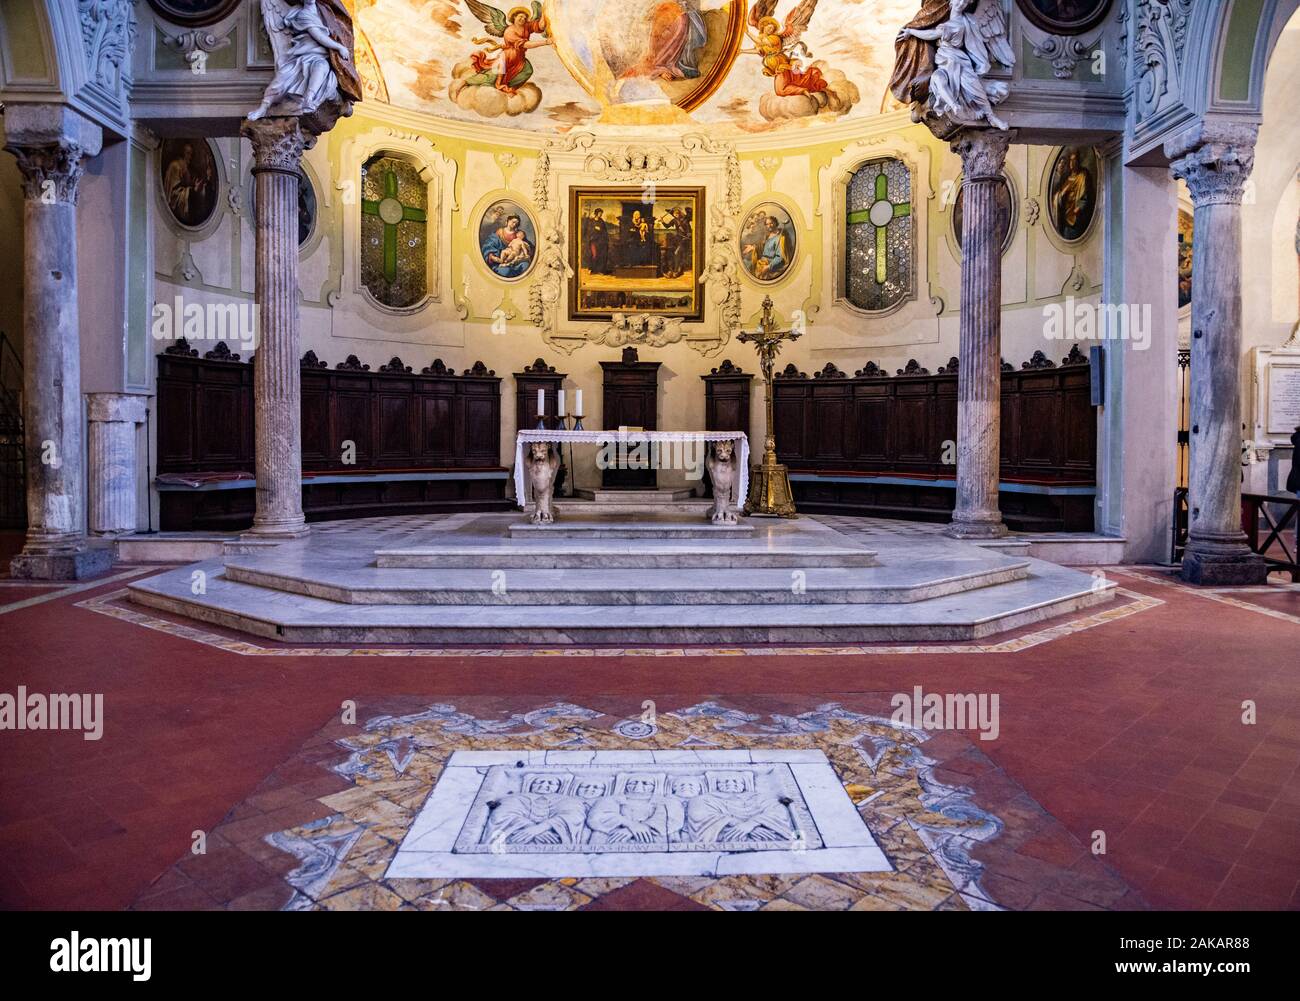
[6,141,93,204]
[1169,141,1256,207]
[241,116,307,175]
[951,128,1016,182]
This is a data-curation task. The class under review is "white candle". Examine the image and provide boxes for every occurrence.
[537,388,545,416]
[557,389,566,417]
[575,389,583,415]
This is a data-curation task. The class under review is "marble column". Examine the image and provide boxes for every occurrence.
[946,128,1014,540]
[87,393,148,536]
[240,117,309,538]
[4,106,112,580]
[1168,124,1268,584]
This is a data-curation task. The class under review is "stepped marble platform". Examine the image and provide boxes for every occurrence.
[125,513,1116,645]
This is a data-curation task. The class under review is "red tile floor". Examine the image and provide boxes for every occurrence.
[0,556,1297,911]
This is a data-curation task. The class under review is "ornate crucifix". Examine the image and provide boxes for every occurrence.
[738,296,800,518]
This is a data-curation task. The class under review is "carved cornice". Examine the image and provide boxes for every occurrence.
[378,356,412,374]
[521,358,557,374]
[1022,350,1056,370]
[897,359,930,376]
[335,355,370,371]
[5,141,93,204]
[203,342,240,362]
[301,350,328,368]
[463,361,495,377]
[422,359,453,375]
[813,362,847,380]
[241,116,306,175]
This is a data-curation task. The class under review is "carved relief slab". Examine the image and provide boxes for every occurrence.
[389,750,890,878]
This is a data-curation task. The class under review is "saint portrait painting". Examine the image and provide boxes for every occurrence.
[739,203,797,283]
[1047,145,1098,243]
[569,187,705,321]
[479,200,537,280]
[159,138,219,230]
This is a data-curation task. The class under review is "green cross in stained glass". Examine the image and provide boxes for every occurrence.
[361,167,426,283]
[847,171,911,284]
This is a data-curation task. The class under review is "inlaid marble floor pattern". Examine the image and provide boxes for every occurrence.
[132,697,1145,911]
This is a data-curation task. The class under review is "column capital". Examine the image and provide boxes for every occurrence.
[951,128,1016,182]
[241,116,307,176]
[1166,121,1258,207]
[2,104,103,205]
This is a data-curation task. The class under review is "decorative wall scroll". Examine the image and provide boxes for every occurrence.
[568,186,706,322]
[1046,145,1099,243]
[1016,0,1113,36]
[739,202,798,285]
[147,0,241,27]
[478,198,538,281]
[159,138,219,230]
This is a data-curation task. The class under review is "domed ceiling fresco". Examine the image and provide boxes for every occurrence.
[348,0,919,132]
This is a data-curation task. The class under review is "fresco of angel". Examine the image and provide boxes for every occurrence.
[893,0,1015,130]
[249,0,362,121]
[463,1,552,95]
[743,0,827,98]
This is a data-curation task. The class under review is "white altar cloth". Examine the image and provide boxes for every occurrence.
[514,430,750,507]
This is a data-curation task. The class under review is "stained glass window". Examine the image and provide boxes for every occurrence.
[844,158,913,313]
[361,153,428,309]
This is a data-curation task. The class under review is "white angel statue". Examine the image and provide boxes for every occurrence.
[249,0,363,121]
[897,0,1015,130]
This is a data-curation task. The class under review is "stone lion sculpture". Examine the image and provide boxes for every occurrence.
[525,441,561,524]
[705,440,740,525]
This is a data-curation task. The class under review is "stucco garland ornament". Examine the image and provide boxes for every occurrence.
[890,0,1016,131]
[527,211,572,335]
[524,441,561,524]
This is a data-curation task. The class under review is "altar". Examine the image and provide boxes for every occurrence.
[513,430,751,509]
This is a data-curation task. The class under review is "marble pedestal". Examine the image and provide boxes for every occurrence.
[87,393,148,536]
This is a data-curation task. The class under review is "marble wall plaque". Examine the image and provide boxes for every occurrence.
[1268,362,1300,435]
[388,750,890,878]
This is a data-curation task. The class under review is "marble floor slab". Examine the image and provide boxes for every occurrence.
[386,749,891,879]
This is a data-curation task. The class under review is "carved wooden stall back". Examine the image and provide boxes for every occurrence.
[155,342,508,530]
[600,347,661,489]
[701,359,753,499]
[762,349,1097,531]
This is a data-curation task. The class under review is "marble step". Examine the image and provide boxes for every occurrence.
[539,499,715,516]
[126,558,1115,644]
[509,514,755,539]
[220,557,1028,606]
[375,540,879,569]
[575,488,697,504]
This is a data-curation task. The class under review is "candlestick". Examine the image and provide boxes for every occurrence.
[575,389,583,416]
[557,389,566,418]
[536,388,546,430]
